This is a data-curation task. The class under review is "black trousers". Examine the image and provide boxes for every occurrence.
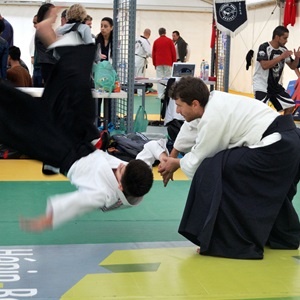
[179,115,300,259]
[0,45,99,174]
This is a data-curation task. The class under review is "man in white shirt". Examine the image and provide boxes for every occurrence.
[158,76,300,259]
[135,28,152,78]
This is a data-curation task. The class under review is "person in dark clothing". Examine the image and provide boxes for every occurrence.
[159,76,300,259]
[35,3,57,84]
[0,19,8,81]
[172,30,190,62]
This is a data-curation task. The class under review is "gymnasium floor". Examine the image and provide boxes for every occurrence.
[0,94,300,300]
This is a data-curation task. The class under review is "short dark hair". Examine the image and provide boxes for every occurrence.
[0,19,5,34]
[170,76,210,107]
[36,3,55,23]
[272,26,289,39]
[172,30,180,36]
[9,46,21,61]
[84,14,93,22]
[121,159,153,198]
[159,27,166,35]
[61,9,67,18]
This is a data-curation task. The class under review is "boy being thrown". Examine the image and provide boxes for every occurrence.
[0,7,168,232]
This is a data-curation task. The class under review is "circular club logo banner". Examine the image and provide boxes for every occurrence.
[219,3,238,22]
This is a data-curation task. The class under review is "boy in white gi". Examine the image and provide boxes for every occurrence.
[0,10,168,232]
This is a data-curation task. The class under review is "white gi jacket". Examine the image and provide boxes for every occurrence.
[135,36,152,77]
[174,91,280,180]
[47,139,167,227]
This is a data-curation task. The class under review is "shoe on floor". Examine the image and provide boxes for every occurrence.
[95,130,109,151]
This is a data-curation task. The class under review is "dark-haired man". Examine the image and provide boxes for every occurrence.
[7,46,32,87]
[253,25,300,115]
[159,76,300,259]
[172,30,190,62]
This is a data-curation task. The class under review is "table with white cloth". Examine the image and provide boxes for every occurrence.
[17,87,128,129]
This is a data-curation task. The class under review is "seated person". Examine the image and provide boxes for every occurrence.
[7,46,32,87]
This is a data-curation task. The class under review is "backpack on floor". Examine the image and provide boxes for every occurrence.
[107,132,150,162]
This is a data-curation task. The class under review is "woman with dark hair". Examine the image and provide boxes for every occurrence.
[35,2,57,84]
[95,17,113,63]
[94,17,114,125]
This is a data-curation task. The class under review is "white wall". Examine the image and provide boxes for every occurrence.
[135,9,212,79]
[0,4,113,73]
[229,3,300,94]
[1,2,299,94]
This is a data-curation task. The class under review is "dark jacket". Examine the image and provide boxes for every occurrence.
[176,36,188,62]
[0,36,8,80]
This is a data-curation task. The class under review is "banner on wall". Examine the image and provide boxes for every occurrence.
[214,0,248,37]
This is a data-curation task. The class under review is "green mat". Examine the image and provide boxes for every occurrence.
[0,181,189,246]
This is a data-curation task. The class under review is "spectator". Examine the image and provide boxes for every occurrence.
[0,19,9,81]
[55,4,94,46]
[29,15,43,87]
[0,13,13,47]
[95,17,113,63]
[60,9,67,26]
[35,3,57,84]
[172,30,190,62]
[152,27,176,99]
[135,28,152,78]
[83,14,93,28]
[253,25,300,115]
[7,46,32,87]
[83,14,95,40]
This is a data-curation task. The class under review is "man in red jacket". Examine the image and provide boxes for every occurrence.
[152,27,176,99]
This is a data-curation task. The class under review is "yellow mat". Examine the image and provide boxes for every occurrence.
[0,160,188,181]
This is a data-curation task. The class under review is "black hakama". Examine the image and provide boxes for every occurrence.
[0,44,98,173]
[179,115,300,259]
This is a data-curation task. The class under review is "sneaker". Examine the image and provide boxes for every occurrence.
[95,130,109,150]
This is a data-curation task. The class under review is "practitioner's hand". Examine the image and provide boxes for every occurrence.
[294,47,300,58]
[20,213,53,232]
[158,157,180,187]
[161,171,174,187]
[158,160,173,186]
[282,49,293,59]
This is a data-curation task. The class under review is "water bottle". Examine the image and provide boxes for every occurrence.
[203,63,209,81]
[200,59,205,79]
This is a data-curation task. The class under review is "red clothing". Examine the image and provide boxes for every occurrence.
[7,65,32,87]
[283,0,297,27]
[152,35,176,67]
